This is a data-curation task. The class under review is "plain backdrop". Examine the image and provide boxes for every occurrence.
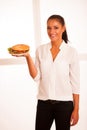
[0,0,87,130]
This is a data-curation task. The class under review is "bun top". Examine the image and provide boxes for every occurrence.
[12,44,29,51]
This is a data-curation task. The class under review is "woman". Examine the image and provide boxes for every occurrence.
[14,15,80,130]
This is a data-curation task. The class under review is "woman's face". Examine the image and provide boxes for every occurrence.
[47,19,65,42]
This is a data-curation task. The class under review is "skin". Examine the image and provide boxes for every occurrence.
[70,94,79,126]
[47,19,65,46]
[13,18,79,126]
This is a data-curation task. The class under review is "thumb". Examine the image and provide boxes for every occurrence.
[70,115,74,126]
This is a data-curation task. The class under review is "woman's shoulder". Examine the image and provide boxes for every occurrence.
[66,41,78,53]
[65,42,79,60]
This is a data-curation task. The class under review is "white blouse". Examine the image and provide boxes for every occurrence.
[34,41,80,101]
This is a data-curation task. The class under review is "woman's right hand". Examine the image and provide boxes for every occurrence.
[12,52,29,57]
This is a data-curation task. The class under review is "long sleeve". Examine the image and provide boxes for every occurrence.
[69,49,80,94]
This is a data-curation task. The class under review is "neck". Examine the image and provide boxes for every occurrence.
[51,39,63,48]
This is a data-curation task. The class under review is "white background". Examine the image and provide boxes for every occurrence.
[0,0,87,130]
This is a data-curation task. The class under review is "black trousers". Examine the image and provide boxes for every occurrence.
[35,100,73,130]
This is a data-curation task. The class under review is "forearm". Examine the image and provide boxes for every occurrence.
[25,53,37,78]
[73,94,79,111]
[70,94,79,126]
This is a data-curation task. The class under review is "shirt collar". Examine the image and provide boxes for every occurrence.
[59,40,66,50]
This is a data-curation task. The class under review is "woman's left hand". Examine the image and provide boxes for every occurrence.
[70,110,79,126]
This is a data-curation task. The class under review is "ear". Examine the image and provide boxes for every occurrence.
[62,25,66,33]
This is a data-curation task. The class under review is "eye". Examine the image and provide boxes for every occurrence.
[54,26,59,29]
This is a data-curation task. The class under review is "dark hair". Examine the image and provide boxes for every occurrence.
[47,15,68,43]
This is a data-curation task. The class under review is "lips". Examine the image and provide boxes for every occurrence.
[49,34,57,40]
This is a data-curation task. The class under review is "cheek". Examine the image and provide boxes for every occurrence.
[47,31,52,37]
[57,29,63,36]
[47,31,49,35]
[47,30,49,34]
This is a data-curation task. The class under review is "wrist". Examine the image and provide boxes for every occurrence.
[73,106,79,112]
[24,52,30,58]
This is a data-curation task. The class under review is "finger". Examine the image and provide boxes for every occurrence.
[70,119,74,126]
[70,119,77,126]
[12,54,23,57]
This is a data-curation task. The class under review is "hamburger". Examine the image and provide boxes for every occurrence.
[8,44,30,54]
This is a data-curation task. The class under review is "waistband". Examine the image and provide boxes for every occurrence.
[38,99,73,104]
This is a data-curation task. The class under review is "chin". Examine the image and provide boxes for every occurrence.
[51,39,57,42]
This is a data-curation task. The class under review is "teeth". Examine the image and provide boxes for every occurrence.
[51,35,56,38]
[51,34,56,36]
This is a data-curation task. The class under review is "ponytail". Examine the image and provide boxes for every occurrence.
[62,30,68,43]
